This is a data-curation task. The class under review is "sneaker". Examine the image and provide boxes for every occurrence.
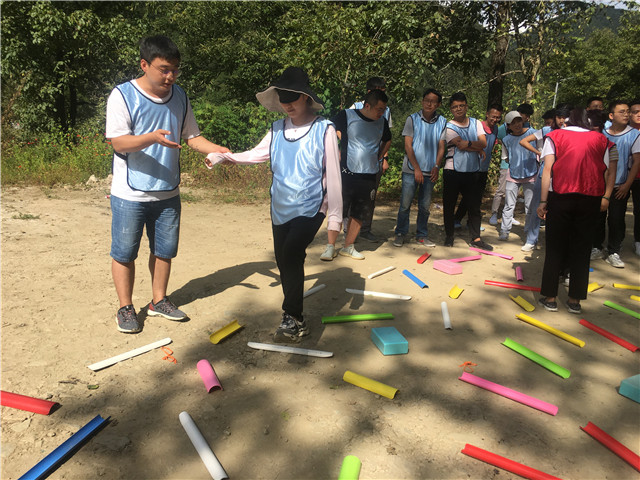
[489,213,498,226]
[444,236,454,247]
[521,243,535,252]
[498,231,509,241]
[115,305,141,333]
[454,220,462,229]
[635,242,640,257]
[538,297,558,312]
[480,226,485,232]
[561,273,570,287]
[147,297,188,321]
[320,244,338,261]
[566,301,581,314]
[540,219,546,228]
[393,235,404,247]
[469,239,493,251]
[273,313,309,342]
[339,245,365,260]
[590,248,603,260]
[605,253,625,268]
[512,218,521,226]
[359,231,379,243]
[416,237,436,247]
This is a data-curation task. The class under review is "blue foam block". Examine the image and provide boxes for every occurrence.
[371,327,408,355]
[619,374,640,404]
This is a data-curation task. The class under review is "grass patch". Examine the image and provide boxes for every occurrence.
[12,213,40,220]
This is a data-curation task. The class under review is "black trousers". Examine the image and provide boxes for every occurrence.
[632,179,640,242]
[272,212,325,318]
[455,171,489,222]
[541,192,601,300]
[443,169,483,240]
[592,186,631,254]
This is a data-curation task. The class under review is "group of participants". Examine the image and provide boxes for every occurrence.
[105,35,640,342]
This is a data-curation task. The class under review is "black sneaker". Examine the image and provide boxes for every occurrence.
[273,313,309,343]
[566,301,581,314]
[115,305,141,333]
[538,297,558,312]
[147,297,188,321]
[469,239,493,251]
[359,231,379,243]
[444,236,454,247]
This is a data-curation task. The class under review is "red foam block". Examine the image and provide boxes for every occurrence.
[581,422,640,472]
[484,280,541,292]
[1,391,58,415]
[417,252,431,264]
[461,444,563,480]
[579,319,638,352]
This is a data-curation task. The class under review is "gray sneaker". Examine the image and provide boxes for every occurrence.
[393,234,404,247]
[339,244,365,260]
[273,313,309,342]
[590,247,603,260]
[320,244,338,261]
[115,305,141,333]
[605,253,625,268]
[147,297,188,321]
[416,237,436,247]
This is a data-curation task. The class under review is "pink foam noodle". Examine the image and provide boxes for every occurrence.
[458,371,558,415]
[515,266,524,282]
[197,359,223,393]
[448,255,482,263]
[469,247,514,260]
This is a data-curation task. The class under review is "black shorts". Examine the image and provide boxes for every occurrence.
[342,174,376,221]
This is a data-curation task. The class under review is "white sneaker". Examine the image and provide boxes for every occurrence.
[320,244,337,261]
[512,218,521,226]
[590,248,603,260]
[521,243,535,252]
[489,213,498,225]
[605,253,625,268]
[339,245,365,260]
[635,242,640,257]
[498,231,509,241]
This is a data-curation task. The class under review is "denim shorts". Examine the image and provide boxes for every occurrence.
[110,195,181,263]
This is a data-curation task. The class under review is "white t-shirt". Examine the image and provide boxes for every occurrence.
[444,118,485,170]
[105,79,201,202]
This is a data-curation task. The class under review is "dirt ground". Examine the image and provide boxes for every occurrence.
[1,180,639,480]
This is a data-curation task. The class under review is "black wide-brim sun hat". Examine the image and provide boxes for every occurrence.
[256,67,324,114]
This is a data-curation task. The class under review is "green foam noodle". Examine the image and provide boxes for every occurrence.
[321,313,394,324]
[502,337,571,379]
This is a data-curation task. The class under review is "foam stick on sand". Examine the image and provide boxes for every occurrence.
[345,289,411,301]
[338,455,362,480]
[509,295,535,312]
[458,371,558,415]
[367,266,395,279]
[1,391,58,415]
[515,266,524,282]
[19,414,109,480]
[343,370,398,399]
[179,411,229,480]
[579,319,638,353]
[449,285,464,299]
[322,313,394,324]
[613,283,640,291]
[209,320,243,344]
[631,295,640,302]
[603,300,640,320]
[485,280,541,292]
[469,247,514,260]
[516,313,585,347]
[502,338,570,379]
[197,360,223,393]
[581,422,640,472]
[303,284,326,298]
[587,282,604,293]
[247,342,333,358]
[461,444,563,480]
[417,253,431,264]
[441,302,452,330]
[402,269,428,288]
[449,255,482,263]
[87,338,172,371]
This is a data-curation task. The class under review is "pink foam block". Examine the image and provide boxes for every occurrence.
[433,260,463,275]
[458,371,558,415]
[197,359,223,393]
[449,255,482,263]
[515,266,524,282]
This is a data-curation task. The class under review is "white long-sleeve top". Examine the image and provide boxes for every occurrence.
[207,117,342,231]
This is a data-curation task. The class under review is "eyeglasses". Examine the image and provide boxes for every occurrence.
[451,104,467,110]
[148,62,181,78]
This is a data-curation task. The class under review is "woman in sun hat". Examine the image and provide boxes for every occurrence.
[205,67,342,342]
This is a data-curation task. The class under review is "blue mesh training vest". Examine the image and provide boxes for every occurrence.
[604,128,640,185]
[479,123,498,172]
[408,113,447,171]
[503,128,539,179]
[345,109,385,174]
[446,118,480,172]
[269,117,330,225]
[115,81,187,192]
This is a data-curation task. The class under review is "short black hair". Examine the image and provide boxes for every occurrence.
[608,99,629,114]
[587,110,607,131]
[366,77,386,91]
[629,99,640,108]
[140,35,181,64]
[449,91,467,106]
[542,109,556,120]
[487,103,504,113]
[422,88,442,103]
[516,103,534,116]
[586,96,604,106]
[364,89,388,107]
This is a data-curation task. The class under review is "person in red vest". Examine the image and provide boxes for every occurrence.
[536,107,617,314]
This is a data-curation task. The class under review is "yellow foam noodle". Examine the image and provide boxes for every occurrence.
[516,313,585,347]
[631,295,640,302]
[209,320,244,344]
[343,370,398,399]
[449,285,464,299]
[613,283,640,291]
[509,295,535,312]
[587,282,603,293]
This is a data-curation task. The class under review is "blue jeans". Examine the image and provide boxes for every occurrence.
[110,195,181,263]
[525,174,542,245]
[395,172,434,238]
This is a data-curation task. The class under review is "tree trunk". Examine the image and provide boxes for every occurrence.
[487,1,511,108]
[69,83,77,129]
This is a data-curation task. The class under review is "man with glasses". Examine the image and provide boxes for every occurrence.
[106,35,229,333]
